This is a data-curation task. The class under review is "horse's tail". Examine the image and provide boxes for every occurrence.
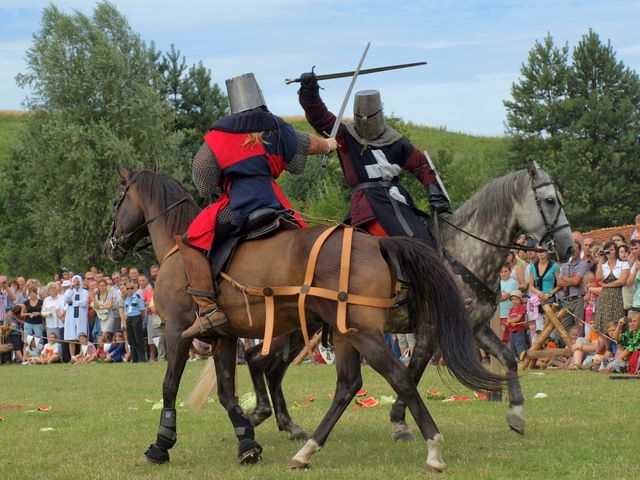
[379,237,504,393]
[186,357,217,410]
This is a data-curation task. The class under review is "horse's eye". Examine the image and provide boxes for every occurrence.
[545,198,556,206]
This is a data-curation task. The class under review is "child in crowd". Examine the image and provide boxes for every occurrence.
[507,291,528,358]
[94,335,107,362]
[525,291,543,344]
[583,321,618,371]
[33,333,62,364]
[3,305,25,363]
[603,311,640,373]
[583,271,600,341]
[71,332,96,364]
[23,335,43,364]
[499,263,519,344]
[104,331,126,363]
[567,327,596,370]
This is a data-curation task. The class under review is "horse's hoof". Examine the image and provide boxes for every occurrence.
[287,458,311,469]
[507,413,525,435]
[286,425,309,441]
[238,438,263,465]
[423,461,446,472]
[392,422,416,442]
[393,430,416,442]
[141,444,169,465]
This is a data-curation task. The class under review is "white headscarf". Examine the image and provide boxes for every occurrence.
[71,275,84,290]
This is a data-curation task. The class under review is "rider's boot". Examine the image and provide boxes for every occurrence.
[175,236,228,338]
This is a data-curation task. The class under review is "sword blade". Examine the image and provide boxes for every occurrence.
[320,42,370,166]
[285,61,426,84]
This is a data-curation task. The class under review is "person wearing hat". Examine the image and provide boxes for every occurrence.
[507,290,528,358]
[178,72,339,339]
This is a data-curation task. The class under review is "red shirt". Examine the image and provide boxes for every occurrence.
[508,305,527,332]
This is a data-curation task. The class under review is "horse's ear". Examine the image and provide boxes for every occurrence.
[117,165,131,185]
[152,161,158,173]
[526,159,540,177]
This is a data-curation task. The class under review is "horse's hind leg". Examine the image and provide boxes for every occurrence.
[475,323,524,435]
[246,331,308,440]
[390,302,436,442]
[389,333,435,442]
[144,328,192,464]
[288,333,362,469]
[215,336,263,464]
[350,331,446,472]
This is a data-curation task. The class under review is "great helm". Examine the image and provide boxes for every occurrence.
[353,90,385,141]
[225,73,267,114]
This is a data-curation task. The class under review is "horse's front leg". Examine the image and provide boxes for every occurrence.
[475,324,524,435]
[144,324,192,464]
[215,336,263,464]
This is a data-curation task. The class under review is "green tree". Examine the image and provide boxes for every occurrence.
[0,2,189,276]
[505,30,640,230]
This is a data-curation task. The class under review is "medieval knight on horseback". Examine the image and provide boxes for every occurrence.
[179,73,338,338]
[297,71,449,245]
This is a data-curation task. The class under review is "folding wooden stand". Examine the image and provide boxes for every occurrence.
[521,304,573,370]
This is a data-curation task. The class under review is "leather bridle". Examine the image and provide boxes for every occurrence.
[105,174,190,260]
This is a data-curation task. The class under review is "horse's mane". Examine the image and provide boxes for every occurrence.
[451,169,546,228]
[133,170,201,235]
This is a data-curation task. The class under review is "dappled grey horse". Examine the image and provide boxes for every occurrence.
[244,161,574,439]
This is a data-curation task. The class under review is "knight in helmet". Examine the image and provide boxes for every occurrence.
[179,73,338,338]
[297,73,449,244]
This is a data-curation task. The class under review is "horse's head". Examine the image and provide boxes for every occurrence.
[516,160,575,262]
[103,165,148,262]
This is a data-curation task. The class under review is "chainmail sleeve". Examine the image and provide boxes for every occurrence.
[286,130,312,174]
[192,142,221,198]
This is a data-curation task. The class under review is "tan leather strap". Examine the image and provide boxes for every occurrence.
[337,226,356,335]
[220,225,397,357]
[161,244,179,265]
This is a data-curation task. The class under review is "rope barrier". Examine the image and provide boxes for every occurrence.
[2,324,127,346]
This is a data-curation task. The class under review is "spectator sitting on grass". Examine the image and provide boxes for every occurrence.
[584,321,619,371]
[567,327,597,370]
[71,333,96,364]
[23,335,43,364]
[104,331,126,363]
[33,333,62,365]
[603,311,640,373]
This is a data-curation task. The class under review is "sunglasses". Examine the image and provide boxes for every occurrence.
[127,287,135,290]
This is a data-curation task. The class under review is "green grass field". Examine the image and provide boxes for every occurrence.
[1,361,638,479]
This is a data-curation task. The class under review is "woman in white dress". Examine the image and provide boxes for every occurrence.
[92,279,115,339]
[41,282,64,339]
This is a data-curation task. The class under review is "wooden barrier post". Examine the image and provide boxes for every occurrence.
[293,331,322,365]
[521,305,570,369]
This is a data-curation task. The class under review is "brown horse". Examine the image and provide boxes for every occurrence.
[103,166,503,471]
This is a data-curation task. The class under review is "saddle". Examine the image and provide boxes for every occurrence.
[209,208,299,289]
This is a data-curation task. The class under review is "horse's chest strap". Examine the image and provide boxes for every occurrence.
[220,225,397,358]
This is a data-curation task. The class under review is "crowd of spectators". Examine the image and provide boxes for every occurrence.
[0,265,167,365]
[3,215,640,373]
[499,213,640,374]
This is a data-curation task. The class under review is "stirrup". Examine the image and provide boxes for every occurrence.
[181,307,228,339]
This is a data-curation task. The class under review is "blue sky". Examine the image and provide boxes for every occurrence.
[1,1,639,136]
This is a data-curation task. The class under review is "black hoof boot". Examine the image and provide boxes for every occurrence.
[143,444,170,464]
[238,438,263,465]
